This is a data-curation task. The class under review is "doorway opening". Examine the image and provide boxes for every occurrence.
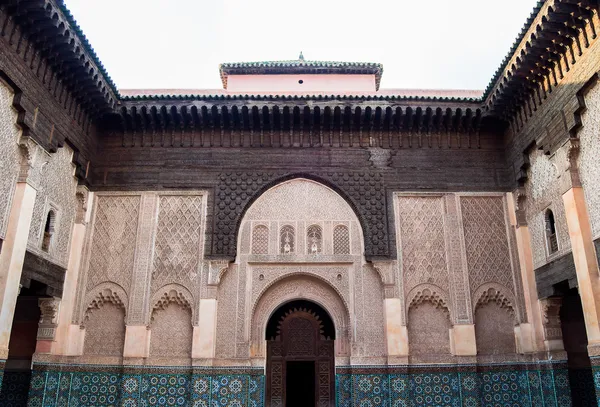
[286,361,315,407]
[265,300,335,407]
[558,286,596,405]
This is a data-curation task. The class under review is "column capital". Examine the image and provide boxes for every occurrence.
[37,297,61,341]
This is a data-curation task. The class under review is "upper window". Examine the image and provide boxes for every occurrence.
[280,225,295,254]
[41,210,56,252]
[306,225,322,254]
[545,209,558,254]
[252,225,269,254]
[333,225,350,255]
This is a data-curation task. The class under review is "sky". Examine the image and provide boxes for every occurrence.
[64,0,540,91]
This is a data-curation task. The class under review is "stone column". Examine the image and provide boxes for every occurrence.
[53,188,92,356]
[507,190,546,353]
[0,142,37,359]
[561,139,600,354]
[35,297,61,353]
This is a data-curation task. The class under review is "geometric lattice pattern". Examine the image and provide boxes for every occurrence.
[460,196,514,293]
[152,195,203,289]
[336,365,572,407]
[396,196,448,294]
[86,195,140,292]
[333,225,350,254]
[27,365,264,407]
[252,225,269,254]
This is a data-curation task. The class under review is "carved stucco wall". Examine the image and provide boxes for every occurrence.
[150,303,193,359]
[0,82,20,240]
[525,148,572,269]
[217,179,384,363]
[408,302,451,360]
[26,144,78,268]
[579,80,600,239]
[83,302,126,357]
[474,302,516,356]
[395,193,526,358]
[73,191,207,338]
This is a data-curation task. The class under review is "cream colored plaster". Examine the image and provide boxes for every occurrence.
[123,325,150,358]
[192,299,217,360]
[450,324,477,356]
[514,323,535,353]
[384,298,408,356]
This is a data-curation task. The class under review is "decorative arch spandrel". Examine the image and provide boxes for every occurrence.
[248,276,351,361]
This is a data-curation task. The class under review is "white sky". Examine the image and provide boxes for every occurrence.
[64,0,539,91]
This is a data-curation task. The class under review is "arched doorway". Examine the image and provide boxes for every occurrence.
[265,300,335,407]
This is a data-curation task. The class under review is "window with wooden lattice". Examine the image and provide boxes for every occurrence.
[333,225,350,254]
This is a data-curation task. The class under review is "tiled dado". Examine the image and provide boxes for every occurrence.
[26,363,264,407]
[21,361,584,407]
[336,363,573,407]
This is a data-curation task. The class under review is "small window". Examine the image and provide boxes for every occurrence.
[545,209,558,254]
[333,225,350,254]
[307,225,322,254]
[41,210,56,252]
[280,225,295,254]
[252,225,269,254]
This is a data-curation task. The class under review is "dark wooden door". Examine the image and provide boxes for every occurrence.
[266,310,334,407]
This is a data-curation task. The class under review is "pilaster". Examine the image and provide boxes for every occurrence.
[506,191,546,352]
[53,187,92,356]
[450,324,477,356]
[561,138,600,355]
[192,298,217,362]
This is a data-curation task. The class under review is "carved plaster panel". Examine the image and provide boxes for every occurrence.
[525,149,572,269]
[0,82,21,239]
[84,195,140,295]
[250,265,350,317]
[579,81,600,239]
[26,145,78,268]
[83,302,126,357]
[151,194,204,294]
[460,196,514,295]
[150,303,193,358]
[396,196,449,298]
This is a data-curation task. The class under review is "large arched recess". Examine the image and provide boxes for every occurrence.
[209,171,389,260]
